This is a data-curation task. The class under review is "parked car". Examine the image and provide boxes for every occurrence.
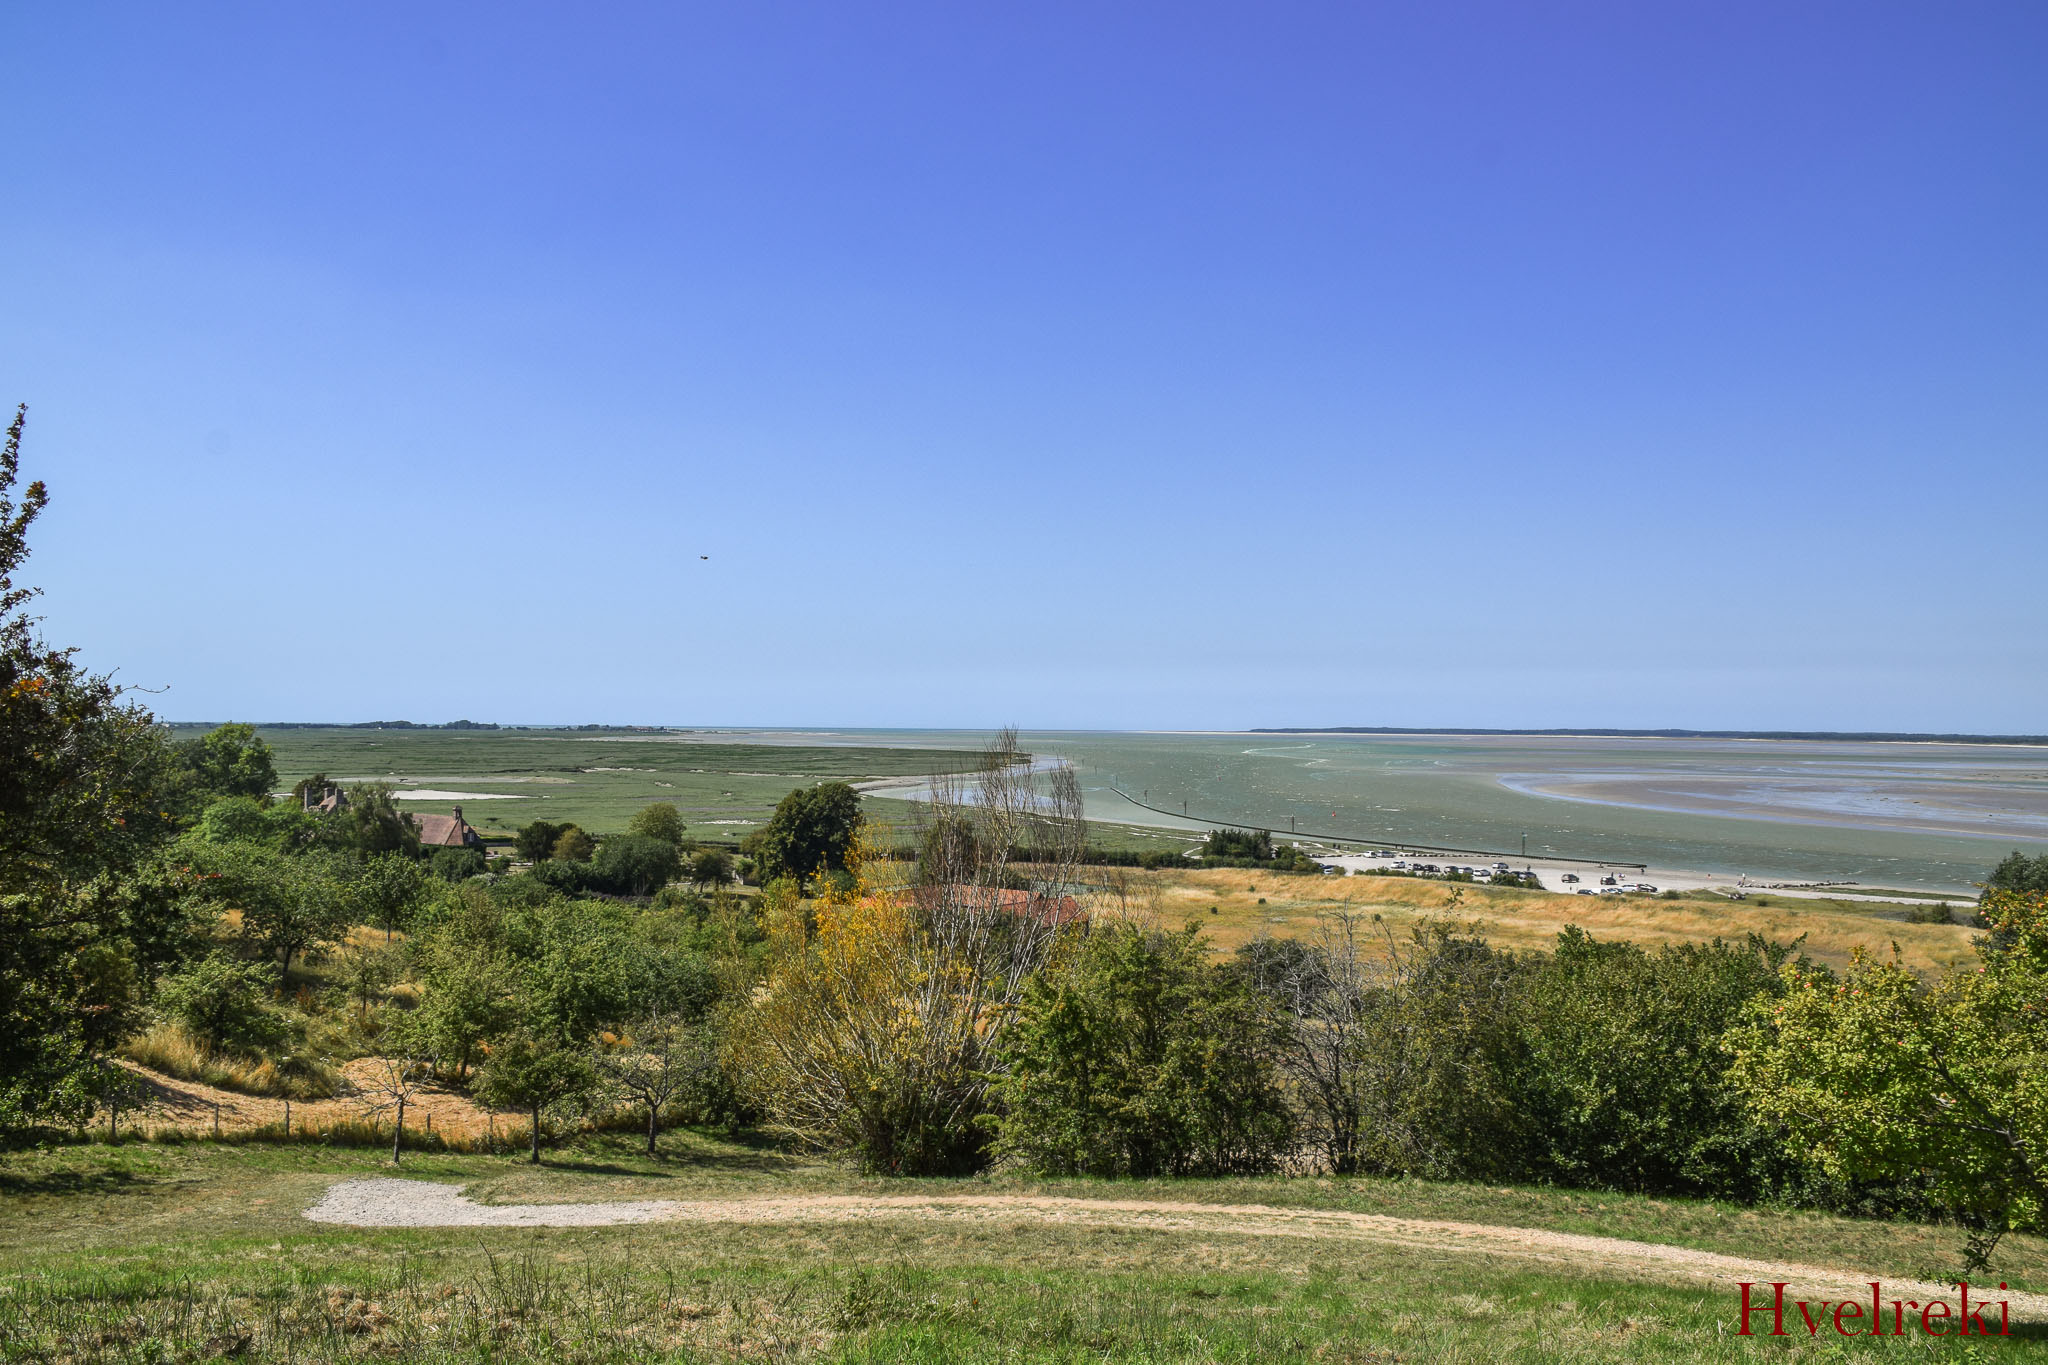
[1635,883,1657,893]
[1561,873,1580,884]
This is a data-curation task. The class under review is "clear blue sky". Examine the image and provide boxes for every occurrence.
[6,3,2044,731]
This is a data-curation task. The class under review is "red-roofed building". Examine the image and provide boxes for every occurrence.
[411,806,484,850]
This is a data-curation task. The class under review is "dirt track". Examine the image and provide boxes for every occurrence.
[306,1179,2045,1320]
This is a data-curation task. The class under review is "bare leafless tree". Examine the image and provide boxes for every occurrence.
[598,1011,716,1155]
[353,1048,429,1164]
[893,727,1091,1158]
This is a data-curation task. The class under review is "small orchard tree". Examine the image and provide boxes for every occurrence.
[155,951,290,1055]
[473,1025,600,1164]
[350,852,429,940]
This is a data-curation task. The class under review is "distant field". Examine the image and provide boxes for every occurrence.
[175,725,1180,850]
[1128,868,1983,974]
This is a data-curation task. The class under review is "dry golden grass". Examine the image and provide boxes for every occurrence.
[1115,868,1980,974]
[120,1022,345,1098]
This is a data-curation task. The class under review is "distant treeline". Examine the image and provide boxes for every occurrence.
[1254,726,2048,744]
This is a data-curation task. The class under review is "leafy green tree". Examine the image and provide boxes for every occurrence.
[172,723,278,808]
[688,847,734,887]
[193,795,317,851]
[991,923,1293,1177]
[1517,928,1797,1197]
[473,1023,600,1164]
[1987,851,2048,895]
[626,802,687,848]
[754,782,861,889]
[350,852,430,940]
[156,951,290,1054]
[430,846,487,882]
[186,840,353,977]
[411,950,511,1081]
[514,820,568,863]
[0,405,186,1132]
[1729,888,2048,1271]
[319,783,422,859]
[551,825,595,862]
[588,833,681,897]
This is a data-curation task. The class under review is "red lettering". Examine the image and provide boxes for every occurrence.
[1891,1300,1918,1335]
[1796,1300,1827,1336]
[2001,1285,2011,1337]
[1923,1300,1951,1336]
[1736,1282,1788,1336]
[1834,1301,1863,1335]
[1959,1283,1991,1336]
[1870,1283,1883,1336]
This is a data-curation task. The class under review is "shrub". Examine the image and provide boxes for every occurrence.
[429,846,487,882]
[587,834,682,897]
[991,923,1293,1177]
[154,951,290,1055]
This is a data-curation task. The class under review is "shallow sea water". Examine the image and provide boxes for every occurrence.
[698,728,2048,893]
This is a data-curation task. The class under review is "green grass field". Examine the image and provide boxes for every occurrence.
[5,1131,2044,1362]
[174,725,1186,852]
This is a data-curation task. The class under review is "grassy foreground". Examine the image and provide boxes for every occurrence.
[4,1132,2045,1362]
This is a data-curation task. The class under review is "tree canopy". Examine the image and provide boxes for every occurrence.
[752,782,861,889]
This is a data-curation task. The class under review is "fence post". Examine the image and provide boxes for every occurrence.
[213,1102,220,1139]
[283,1097,291,1138]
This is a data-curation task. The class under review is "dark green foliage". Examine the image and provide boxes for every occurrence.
[170,723,277,809]
[318,783,421,859]
[753,782,861,889]
[0,406,187,1133]
[1203,828,1273,860]
[155,951,289,1055]
[587,834,682,897]
[551,825,595,862]
[430,846,487,881]
[991,924,1293,1177]
[1987,851,2048,895]
[1516,928,1801,1197]
[515,820,569,863]
[687,847,733,886]
[1196,829,1322,871]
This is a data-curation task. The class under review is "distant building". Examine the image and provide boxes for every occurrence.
[413,805,485,850]
[301,784,347,816]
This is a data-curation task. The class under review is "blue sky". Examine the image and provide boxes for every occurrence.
[5,3,2044,731]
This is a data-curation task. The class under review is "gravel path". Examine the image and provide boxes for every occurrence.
[304,1178,2046,1319]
